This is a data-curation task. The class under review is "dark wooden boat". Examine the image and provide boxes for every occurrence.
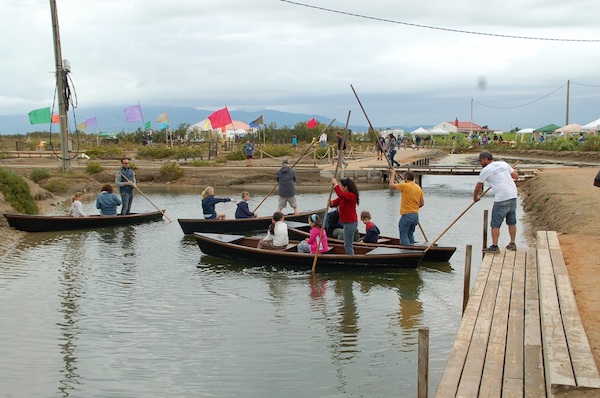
[285,221,456,263]
[178,208,326,235]
[193,232,424,270]
[4,210,166,232]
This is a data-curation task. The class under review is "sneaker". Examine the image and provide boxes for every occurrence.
[506,242,517,251]
[482,245,500,253]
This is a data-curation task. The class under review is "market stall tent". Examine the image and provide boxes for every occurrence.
[581,118,600,132]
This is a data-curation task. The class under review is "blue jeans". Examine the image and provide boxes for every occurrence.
[342,222,358,255]
[491,198,517,228]
[388,149,400,167]
[120,191,134,215]
[399,213,419,245]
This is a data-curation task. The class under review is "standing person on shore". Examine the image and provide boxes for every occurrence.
[115,158,136,215]
[336,131,349,168]
[328,177,359,255]
[319,131,328,148]
[389,170,424,245]
[69,192,87,217]
[292,134,298,153]
[386,133,401,167]
[96,184,122,216]
[474,151,519,253]
[376,136,385,160]
[277,159,299,215]
[201,187,232,220]
[243,139,255,167]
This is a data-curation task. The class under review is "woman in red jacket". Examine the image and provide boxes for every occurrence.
[328,177,360,254]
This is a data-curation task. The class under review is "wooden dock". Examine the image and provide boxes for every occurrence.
[435,231,600,397]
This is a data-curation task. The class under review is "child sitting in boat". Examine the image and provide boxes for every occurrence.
[358,210,380,243]
[96,184,122,216]
[297,214,329,254]
[201,186,232,220]
[257,212,289,250]
[69,192,87,217]
[234,191,257,219]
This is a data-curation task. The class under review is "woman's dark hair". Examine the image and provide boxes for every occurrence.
[101,184,113,193]
[340,177,360,205]
[269,211,284,234]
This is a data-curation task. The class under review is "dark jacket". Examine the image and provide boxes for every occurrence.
[276,166,296,197]
[235,201,255,219]
[202,195,231,216]
[363,222,380,243]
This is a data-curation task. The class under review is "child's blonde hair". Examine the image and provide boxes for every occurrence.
[72,192,84,202]
[241,191,250,198]
[201,187,215,199]
[360,210,371,220]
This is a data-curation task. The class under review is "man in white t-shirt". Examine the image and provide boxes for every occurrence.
[319,132,328,148]
[473,151,519,253]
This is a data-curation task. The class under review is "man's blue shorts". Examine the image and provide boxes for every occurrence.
[491,198,517,228]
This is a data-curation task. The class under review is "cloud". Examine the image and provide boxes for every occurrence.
[2,0,600,129]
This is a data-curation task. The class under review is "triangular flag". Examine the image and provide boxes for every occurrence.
[160,122,168,130]
[208,107,233,129]
[77,122,87,131]
[28,107,51,125]
[145,121,151,129]
[307,118,317,129]
[249,115,264,127]
[156,112,169,123]
[125,105,143,122]
[52,114,60,124]
[85,117,97,127]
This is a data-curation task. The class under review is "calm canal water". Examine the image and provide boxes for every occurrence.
[0,170,527,397]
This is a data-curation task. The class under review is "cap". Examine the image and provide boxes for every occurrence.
[282,159,288,164]
[478,151,493,160]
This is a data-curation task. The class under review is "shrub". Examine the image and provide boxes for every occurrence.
[43,178,69,193]
[30,168,51,183]
[85,161,104,174]
[0,168,38,214]
[160,162,184,180]
[85,145,125,159]
[138,145,175,159]
[191,159,210,167]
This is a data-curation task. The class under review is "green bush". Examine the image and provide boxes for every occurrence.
[138,145,175,159]
[85,145,125,159]
[0,168,38,214]
[43,178,69,193]
[191,159,210,167]
[30,168,51,183]
[160,162,184,180]
[85,161,104,174]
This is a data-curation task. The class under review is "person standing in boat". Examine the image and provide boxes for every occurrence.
[277,159,299,215]
[328,177,359,255]
[474,150,519,253]
[389,169,424,245]
[297,214,329,254]
[115,158,136,215]
[201,187,231,220]
[257,212,289,250]
[96,184,122,216]
[69,192,87,217]
[235,191,256,219]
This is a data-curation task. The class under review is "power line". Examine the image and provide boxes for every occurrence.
[474,84,567,110]
[280,0,600,43]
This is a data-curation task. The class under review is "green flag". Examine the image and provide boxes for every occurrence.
[28,107,51,124]
[145,121,151,129]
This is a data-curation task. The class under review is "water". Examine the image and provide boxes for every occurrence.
[0,173,527,397]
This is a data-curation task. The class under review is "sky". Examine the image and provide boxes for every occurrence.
[2,0,600,131]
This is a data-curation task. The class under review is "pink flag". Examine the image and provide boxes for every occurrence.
[307,118,317,129]
[52,114,60,124]
[208,107,233,129]
[125,105,143,122]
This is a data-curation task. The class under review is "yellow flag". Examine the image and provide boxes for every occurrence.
[77,122,87,131]
[156,112,169,123]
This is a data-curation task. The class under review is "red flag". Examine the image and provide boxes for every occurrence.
[52,114,60,124]
[208,107,233,129]
[307,118,317,129]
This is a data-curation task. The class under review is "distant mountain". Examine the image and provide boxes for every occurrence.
[0,106,386,135]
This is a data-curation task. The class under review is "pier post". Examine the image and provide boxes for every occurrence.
[418,327,429,398]
[463,244,472,315]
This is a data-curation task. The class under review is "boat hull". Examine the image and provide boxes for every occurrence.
[4,210,165,232]
[194,232,423,270]
[178,208,326,235]
[287,225,456,263]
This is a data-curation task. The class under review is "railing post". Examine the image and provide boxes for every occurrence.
[463,244,472,315]
[418,327,429,398]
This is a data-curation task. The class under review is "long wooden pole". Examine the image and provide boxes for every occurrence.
[312,111,350,273]
[118,170,172,222]
[351,84,428,240]
[252,119,336,214]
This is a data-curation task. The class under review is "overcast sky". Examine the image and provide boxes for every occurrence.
[2,0,600,131]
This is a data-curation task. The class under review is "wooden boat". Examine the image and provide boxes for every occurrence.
[285,221,456,263]
[178,208,326,235]
[4,210,166,232]
[193,232,424,270]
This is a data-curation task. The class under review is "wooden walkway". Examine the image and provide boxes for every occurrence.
[435,231,600,397]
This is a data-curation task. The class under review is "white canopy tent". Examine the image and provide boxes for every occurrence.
[516,128,535,134]
[555,123,583,134]
[433,122,458,133]
[410,127,430,135]
[381,128,404,137]
[581,118,600,132]
[428,127,450,135]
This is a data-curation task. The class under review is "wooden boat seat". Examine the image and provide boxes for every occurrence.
[377,238,391,243]
[284,244,298,251]
[365,247,405,256]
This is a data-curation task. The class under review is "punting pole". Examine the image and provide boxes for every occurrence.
[118,170,172,222]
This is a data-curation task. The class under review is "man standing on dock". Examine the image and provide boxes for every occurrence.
[474,151,519,253]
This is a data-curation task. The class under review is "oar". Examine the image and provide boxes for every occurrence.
[423,160,520,253]
[253,119,336,214]
[118,170,172,222]
[351,84,428,240]
[312,111,350,272]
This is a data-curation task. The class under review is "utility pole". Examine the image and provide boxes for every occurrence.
[565,79,570,126]
[49,0,71,172]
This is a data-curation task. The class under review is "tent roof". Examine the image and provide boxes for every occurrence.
[411,127,429,134]
[555,123,582,133]
[581,118,600,130]
[534,123,561,133]
[429,127,450,135]
[433,122,458,132]
[516,128,535,134]
[223,120,250,131]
